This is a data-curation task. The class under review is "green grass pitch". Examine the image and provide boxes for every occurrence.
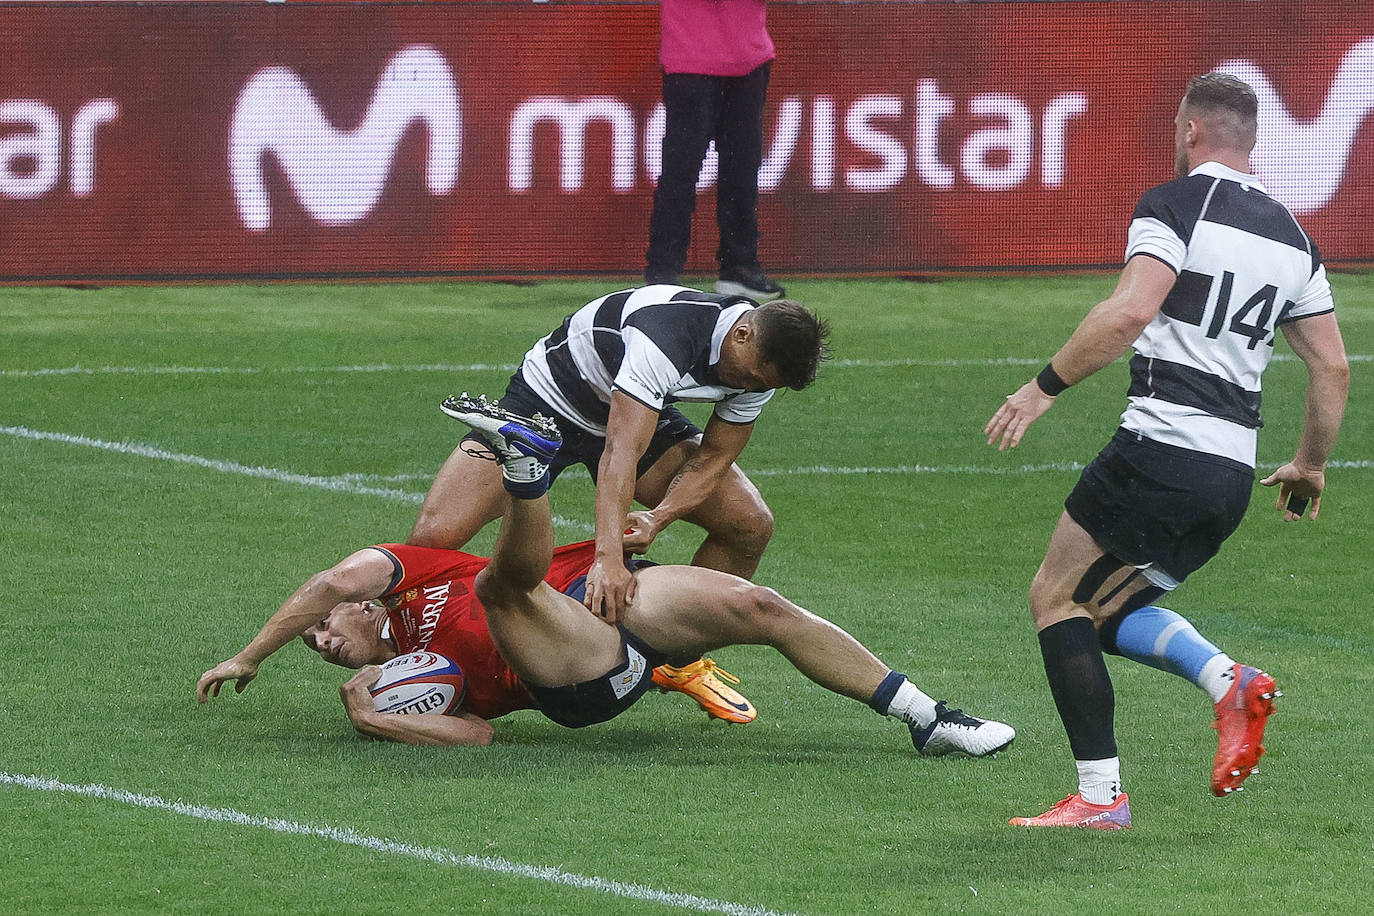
[2,275,1371,914]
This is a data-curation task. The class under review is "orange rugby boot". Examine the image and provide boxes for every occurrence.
[651,658,757,724]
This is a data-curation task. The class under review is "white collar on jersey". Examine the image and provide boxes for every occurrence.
[1189,160,1266,193]
[709,302,757,366]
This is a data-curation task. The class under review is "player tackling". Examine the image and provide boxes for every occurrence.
[408,283,831,723]
[985,74,1349,829]
[198,396,1016,758]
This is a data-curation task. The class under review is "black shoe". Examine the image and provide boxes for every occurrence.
[644,268,680,286]
[715,266,784,302]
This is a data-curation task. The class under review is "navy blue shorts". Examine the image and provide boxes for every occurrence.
[1065,428,1253,585]
[465,372,701,482]
[524,626,670,729]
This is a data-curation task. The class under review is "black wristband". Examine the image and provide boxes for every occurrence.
[1035,363,1070,397]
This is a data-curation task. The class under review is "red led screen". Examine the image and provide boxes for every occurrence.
[1,2,1371,282]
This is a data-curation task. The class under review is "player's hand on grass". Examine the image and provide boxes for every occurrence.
[985,379,1058,451]
[196,655,259,703]
[1260,461,1325,521]
[584,556,636,626]
[622,510,662,555]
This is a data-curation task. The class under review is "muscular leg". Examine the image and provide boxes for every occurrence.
[625,566,888,701]
[468,441,1010,753]
[473,492,625,688]
[624,567,1014,754]
[1031,514,1122,802]
[1029,511,1181,806]
[409,442,508,548]
[1030,512,1143,631]
[635,439,774,578]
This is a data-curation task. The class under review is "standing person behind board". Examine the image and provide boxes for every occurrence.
[644,0,785,302]
[984,74,1349,830]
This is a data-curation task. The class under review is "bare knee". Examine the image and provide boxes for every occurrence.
[711,499,775,555]
[409,496,505,549]
[727,583,799,642]
[408,453,507,548]
[409,503,474,549]
[474,567,523,614]
[740,502,775,554]
[407,512,453,549]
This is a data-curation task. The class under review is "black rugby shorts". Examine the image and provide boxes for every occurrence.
[524,626,669,729]
[1065,428,1254,584]
[465,372,702,482]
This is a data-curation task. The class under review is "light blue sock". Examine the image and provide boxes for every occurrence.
[1114,606,1231,690]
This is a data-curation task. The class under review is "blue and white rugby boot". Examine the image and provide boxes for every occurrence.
[440,393,562,498]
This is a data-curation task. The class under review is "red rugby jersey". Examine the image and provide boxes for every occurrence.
[370,540,597,720]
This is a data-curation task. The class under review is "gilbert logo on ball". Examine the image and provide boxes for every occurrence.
[369,652,466,716]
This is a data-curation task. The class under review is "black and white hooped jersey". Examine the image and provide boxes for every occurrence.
[519,285,774,436]
[1121,161,1334,468]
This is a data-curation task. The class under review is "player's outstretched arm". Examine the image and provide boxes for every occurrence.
[1261,311,1350,521]
[196,549,395,703]
[985,255,1175,450]
[339,667,495,746]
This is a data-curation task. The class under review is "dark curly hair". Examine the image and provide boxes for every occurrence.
[753,300,832,390]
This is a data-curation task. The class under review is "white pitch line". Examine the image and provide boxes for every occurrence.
[749,458,1374,476]
[0,772,794,916]
[749,461,1085,476]
[0,362,521,379]
[1,353,1370,379]
[828,353,1372,369]
[0,425,594,534]
[5,425,1372,497]
[829,356,1044,368]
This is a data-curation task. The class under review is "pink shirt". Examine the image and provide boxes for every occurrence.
[660,0,775,77]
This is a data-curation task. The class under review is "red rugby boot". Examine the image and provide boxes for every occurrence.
[1010,793,1132,830]
[1212,664,1279,797]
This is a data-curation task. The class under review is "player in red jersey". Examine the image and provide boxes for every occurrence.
[196,399,1017,756]
[197,539,641,746]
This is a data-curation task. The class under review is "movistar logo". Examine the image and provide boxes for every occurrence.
[1217,37,1374,214]
[229,44,460,231]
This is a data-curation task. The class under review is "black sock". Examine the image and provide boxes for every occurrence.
[1038,617,1117,760]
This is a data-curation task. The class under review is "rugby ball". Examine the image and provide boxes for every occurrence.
[369,652,466,716]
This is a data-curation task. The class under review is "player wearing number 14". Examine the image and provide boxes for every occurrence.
[985,73,1350,828]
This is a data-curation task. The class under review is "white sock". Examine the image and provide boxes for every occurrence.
[886,680,938,728]
[1198,654,1239,704]
[502,455,546,484]
[1076,757,1122,805]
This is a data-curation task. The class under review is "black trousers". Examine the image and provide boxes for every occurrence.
[646,62,771,276]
